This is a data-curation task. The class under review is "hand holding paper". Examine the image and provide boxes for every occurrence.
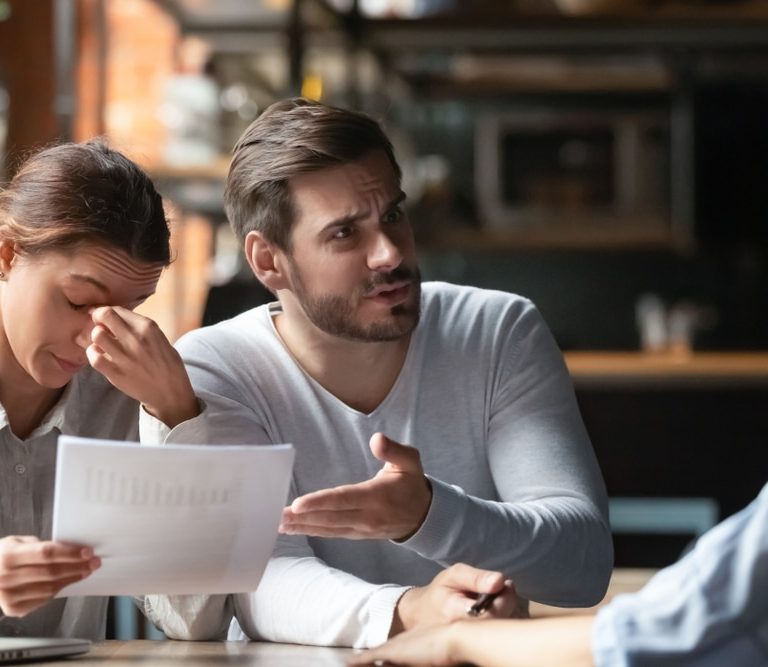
[52,436,294,597]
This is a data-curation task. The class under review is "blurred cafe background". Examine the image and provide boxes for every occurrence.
[1,0,767,633]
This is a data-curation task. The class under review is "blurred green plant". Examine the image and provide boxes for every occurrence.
[0,1,10,22]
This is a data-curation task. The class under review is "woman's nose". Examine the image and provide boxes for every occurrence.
[74,322,92,350]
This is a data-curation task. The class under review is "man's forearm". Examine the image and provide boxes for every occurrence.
[403,479,611,606]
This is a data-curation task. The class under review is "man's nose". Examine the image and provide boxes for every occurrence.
[367,229,403,272]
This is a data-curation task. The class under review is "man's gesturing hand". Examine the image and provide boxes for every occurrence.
[279,432,433,541]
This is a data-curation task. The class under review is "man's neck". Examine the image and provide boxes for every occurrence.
[273,311,411,415]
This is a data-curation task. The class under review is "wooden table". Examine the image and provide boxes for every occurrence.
[531,567,656,617]
[42,571,656,664]
[50,640,355,665]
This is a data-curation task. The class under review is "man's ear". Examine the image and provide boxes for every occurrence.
[244,231,290,292]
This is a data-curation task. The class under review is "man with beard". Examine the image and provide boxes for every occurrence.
[140,98,613,648]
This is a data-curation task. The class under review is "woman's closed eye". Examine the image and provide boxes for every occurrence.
[67,299,88,312]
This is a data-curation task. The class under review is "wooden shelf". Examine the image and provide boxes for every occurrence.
[358,13,768,55]
[565,351,768,388]
[423,226,689,251]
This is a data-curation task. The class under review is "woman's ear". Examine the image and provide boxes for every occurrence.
[244,231,289,293]
[0,238,17,278]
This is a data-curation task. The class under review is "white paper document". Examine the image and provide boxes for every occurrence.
[52,436,294,597]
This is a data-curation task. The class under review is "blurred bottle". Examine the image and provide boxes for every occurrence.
[159,36,221,167]
[636,293,717,356]
[636,293,667,353]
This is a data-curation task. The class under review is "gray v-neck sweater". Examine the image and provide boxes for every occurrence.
[142,282,611,648]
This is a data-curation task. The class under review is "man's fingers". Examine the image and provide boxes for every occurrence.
[465,583,523,620]
[490,581,526,619]
[439,563,506,595]
[281,508,363,529]
[278,522,377,540]
[280,509,383,537]
[289,483,369,514]
[497,589,528,619]
[369,433,423,474]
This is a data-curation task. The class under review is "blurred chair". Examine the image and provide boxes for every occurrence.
[202,278,274,326]
[108,596,166,640]
[609,496,719,567]
[609,496,719,537]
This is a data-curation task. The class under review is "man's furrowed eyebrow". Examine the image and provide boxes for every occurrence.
[318,191,407,234]
[319,211,367,234]
[387,191,407,209]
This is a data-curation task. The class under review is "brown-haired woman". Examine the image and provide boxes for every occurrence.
[0,140,198,639]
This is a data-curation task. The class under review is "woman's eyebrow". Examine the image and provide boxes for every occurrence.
[69,274,110,294]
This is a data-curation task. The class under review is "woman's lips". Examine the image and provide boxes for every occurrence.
[55,355,85,374]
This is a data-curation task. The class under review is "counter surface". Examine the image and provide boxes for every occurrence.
[564,351,768,387]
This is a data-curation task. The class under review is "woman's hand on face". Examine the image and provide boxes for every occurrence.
[85,306,200,429]
[0,536,100,617]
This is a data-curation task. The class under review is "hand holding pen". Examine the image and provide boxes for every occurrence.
[467,579,518,617]
[392,565,523,636]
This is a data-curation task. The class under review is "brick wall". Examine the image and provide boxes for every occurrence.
[0,0,57,172]
[78,0,213,341]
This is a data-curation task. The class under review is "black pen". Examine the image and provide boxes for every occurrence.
[466,582,508,617]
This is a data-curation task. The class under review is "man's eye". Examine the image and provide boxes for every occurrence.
[384,208,404,224]
[332,226,354,239]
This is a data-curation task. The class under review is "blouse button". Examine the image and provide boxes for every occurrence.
[14,463,26,475]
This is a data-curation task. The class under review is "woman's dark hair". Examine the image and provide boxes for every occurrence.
[225,97,401,252]
[0,140,170,264]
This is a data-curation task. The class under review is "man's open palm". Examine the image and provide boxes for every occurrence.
[279,432,433,541]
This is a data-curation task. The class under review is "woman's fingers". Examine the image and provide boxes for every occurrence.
[0,538,93,567]
[0,560,99,588]
[0,576,89,617]
[0,538,99,618]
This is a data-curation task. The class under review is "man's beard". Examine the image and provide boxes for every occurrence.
[287,262,422,342]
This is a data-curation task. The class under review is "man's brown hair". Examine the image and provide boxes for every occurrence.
[224,97,401,251]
